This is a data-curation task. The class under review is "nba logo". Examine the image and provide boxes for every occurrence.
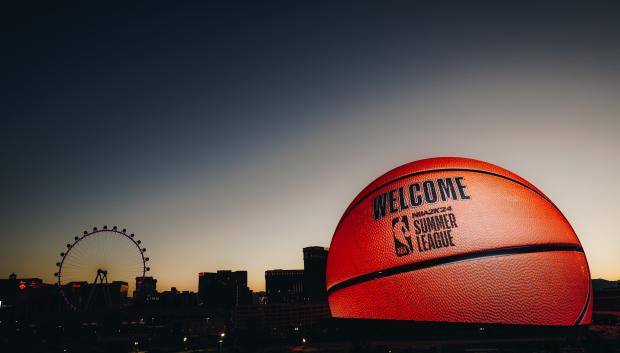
[392,215,414,257]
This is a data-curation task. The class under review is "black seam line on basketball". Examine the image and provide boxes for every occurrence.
[326,244,583,296]
[335,168,555,232]
[575,283,591,326]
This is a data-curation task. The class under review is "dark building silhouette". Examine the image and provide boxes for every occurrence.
[303,246,329,302]
[593,280,620,325]
[61,280,128,311]
[0,274,56,315]
[0,275,44,295]
[159,287,198,308]
[60,281,88,310]
[132,276,157,307]
[233,302,331,335]
[265,269,304,303]
[264,246,328,304]
[106,281,129,309]
[0,274,128,315]
[134,276,157,298]
[198,270,251,311]
[252,291,268,304]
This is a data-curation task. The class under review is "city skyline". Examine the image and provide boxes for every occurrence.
[3,238,618,294]
[3,3,620,293]
[4,244,329,295]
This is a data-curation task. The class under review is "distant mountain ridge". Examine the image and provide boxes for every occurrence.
[592,278,620,291]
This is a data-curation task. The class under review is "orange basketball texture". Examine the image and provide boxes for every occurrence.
[326,157,592,325]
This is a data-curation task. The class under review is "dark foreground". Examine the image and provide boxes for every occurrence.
[1,315,619,353]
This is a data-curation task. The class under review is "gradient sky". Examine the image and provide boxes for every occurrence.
[2,2,619,292]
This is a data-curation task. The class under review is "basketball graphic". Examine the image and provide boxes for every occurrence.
[326,157,592,326]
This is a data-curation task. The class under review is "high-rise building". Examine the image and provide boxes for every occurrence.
[134,276,157,298]
[265,269,304,304]
[303,246,329,302]
[198,270,251,311]
[108,281,129,308]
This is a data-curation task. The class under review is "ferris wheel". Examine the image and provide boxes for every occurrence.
[54,226,150,311]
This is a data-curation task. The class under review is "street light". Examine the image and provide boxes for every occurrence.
[218,332,225,352]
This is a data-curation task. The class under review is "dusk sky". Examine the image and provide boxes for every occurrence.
[2,2,619,292]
